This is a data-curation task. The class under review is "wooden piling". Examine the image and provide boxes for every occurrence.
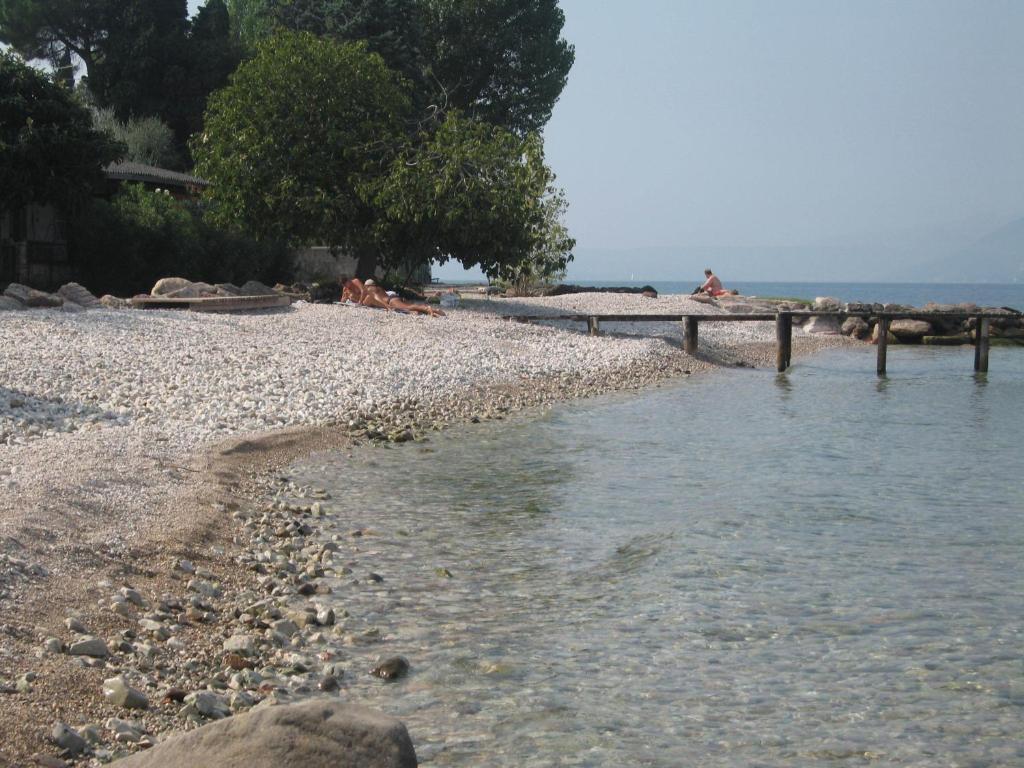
[876,318,889,375]
[974,317,990,372]
[587,316,600,336]
[776,312,793,372]
[684,317,699,355]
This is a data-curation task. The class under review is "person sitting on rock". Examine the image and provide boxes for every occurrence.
[692,269,736,298]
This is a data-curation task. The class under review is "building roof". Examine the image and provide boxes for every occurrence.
[104,162,210,189]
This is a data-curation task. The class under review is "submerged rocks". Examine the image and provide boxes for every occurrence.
[112,701,418,768]
[371,656,410,681]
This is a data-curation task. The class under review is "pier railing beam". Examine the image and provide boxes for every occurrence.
[776,312,793,372]
[684,317,699,355]
[876,318,890,375]
[974,317,990,372]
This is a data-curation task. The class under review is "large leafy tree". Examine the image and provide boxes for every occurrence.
[369,113,573,278]
[0,51,122,211]
[234,0,573,136]
[192,32,410,253]
[1,0,241,158]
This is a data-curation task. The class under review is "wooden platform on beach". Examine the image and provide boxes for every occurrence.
[504,310,1021,374]
[131,294,292,312]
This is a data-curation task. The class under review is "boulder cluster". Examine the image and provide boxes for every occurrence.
[0,282,108,312]
[795,297,1023,345]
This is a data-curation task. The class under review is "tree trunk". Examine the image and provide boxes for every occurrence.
[355,247,378,280]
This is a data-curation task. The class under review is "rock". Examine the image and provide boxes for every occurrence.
[239,280,278,297]
[67,635,109,658]
[841,317,869,338]
[99,294,131,309]
[187,578,222,598]
[165,282,217,299]
[215,283,242,296]
[923,334,972,346]
[64,617,87,633]
[370,656,409,681]
[271,619,300,637]
[871,323,897,344]
[223,634,256,656]
[812,296,841,311]
[185,690,231,719]
[151,277,193,296]
[802,315,842,335]
[43,637,64,654]
[120,587,148,607]
[61,300,85,313]
[113,700,417,768]
[103,676,149,709]
[3,283,33,304]
[57,282,100,309]
[0,296,26,311]
[51,722,87,755]
[889,319,932,340]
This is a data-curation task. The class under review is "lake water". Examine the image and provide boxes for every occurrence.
[285,345,1024,766]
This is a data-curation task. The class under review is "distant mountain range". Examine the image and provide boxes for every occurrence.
[917,218,1024,283]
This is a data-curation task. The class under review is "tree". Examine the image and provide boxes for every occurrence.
[369,112,574,278]
[0,51,122,211]
[245,0,574,135]
[192,32,410,254]
[92,107,178,167]
[1,0,242,159]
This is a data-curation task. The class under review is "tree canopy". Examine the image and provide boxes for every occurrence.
[0,51,122,211]
[229,0,574,136]
[0,0,241,157]
[192,32,410,253]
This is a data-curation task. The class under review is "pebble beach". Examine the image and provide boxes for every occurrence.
[0,293,852,765]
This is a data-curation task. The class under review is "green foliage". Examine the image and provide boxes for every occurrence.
[71,184,290,296]
[193,32,409,251]
[493,187,573,295]
[91,107,179,167]
[0,51,123,211]
[245,0,573,136]
[370,112,572,277]
[1,0,242,158]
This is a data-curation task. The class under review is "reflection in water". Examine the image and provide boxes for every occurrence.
[284,347,1024,767]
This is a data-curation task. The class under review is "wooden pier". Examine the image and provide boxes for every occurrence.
[505,311,1019,375]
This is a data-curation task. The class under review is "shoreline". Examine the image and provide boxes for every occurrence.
[0,297,853,764]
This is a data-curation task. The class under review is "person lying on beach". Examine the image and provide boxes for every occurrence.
[341,278,445,316]
[692,269,737,298]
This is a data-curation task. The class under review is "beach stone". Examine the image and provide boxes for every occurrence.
[0,295,26,311]
[166,282,216,299]
[186,690,231,720]
[103,676,149,709]
[813,296,841,311]
[890,319,932,340]
[68,635,109,658]
[187,578,222,598]
[3,283,33,304]
[151,277,192,296]
[120,587,147,607]
[272,619,300,637]
[51,722,87,755]
[370,656,409,681]
[43,637,63,654]
[61,300,85,313]
[64,617,87,633]
[223,634,256,656]
[239,280,278,296]
[99,294,131,309]
[841,317,869,338]
[112,700,417,768]
[803,315,842,335]
[58,282,100,308]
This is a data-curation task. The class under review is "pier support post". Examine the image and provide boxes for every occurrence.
[876,317,889,375]
[974,317,990,372]
[587,316,600,336]
[776,312,793,372]
[684,317,698,355]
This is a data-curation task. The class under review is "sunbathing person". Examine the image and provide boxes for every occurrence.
[340,277,365,303]
[347,278,445,317]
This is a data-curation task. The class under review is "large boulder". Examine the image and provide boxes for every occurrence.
[841,316,869,338]
[239,280,278,296]
[0,296,26,311]
[803,315,842,334]
[3,283,62,307]
[152,277,193,296]
[113,700,417,768]
[165,282,217,299]
[58,282,101,309]
[889,319,932,340]
[812,296,841,311]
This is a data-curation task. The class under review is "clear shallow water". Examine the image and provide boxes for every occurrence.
[287,347,1024,767]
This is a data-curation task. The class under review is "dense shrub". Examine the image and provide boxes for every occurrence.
[71,184,292,296]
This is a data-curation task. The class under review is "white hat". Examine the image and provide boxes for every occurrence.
[364,279,376,286]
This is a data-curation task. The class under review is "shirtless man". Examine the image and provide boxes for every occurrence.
[694,269,732,297]
[344,278,445,316]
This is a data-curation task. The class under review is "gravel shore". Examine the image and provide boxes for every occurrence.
[0,294,854,764]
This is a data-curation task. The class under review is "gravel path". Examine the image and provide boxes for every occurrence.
[0,294,855,764]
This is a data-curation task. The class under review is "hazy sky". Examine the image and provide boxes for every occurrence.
[185,1,1024,281]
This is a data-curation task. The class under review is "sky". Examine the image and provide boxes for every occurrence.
[179,2,1024,281]
[439,0,1024,282]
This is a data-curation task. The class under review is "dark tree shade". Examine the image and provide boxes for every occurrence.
[0,51,123,211]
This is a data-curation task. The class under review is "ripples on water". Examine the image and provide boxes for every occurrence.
[286,346,1024,766]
